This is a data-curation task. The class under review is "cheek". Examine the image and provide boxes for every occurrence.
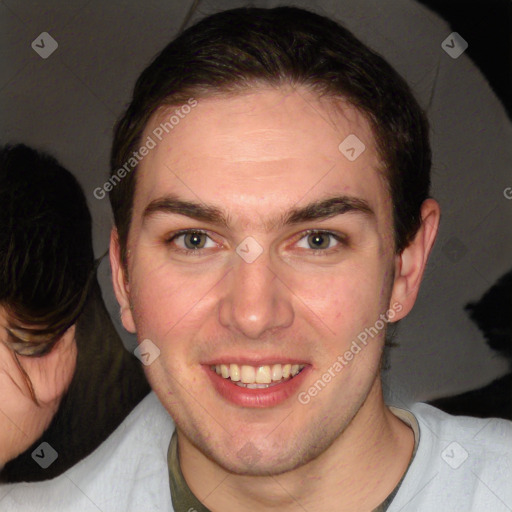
[295,259,386,333]
[0,372,55,461]
[0,371,28,415]
[20,338,78,406]
[129,253,224,340]
[130,264,192,339]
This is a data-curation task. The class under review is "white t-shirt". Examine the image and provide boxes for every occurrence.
[0,392,510,511]
[387,404,512,511]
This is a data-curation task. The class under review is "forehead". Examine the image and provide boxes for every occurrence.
[133,87,390,230]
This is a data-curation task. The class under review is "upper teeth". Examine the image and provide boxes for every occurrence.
[212,363,305,384]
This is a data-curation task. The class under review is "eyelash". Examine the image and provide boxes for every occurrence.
[5,333,57,358]
[164,229,347,257]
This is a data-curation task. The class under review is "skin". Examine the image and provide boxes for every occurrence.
[0,308,77,468]
[111,86,440,511]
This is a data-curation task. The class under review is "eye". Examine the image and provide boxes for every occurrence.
[164,229,347,257]
[165,229,218,255]
[4,333,57,358]
[11,342,53,357]
[295,230,346,253]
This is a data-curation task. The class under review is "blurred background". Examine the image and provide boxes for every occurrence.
[1,0,511,406]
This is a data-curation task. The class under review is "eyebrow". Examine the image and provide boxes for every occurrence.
[142,193,374,231]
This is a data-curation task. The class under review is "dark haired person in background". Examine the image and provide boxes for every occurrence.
[1,7,511,512]
[430,268,512,420]
[0,144,149,481]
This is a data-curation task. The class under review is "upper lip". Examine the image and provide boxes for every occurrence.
[202,357,309,366]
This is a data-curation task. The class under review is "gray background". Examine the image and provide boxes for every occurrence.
[2,0,511,405]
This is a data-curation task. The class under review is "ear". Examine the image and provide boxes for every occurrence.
[110,229,136,334]
[390,198,440,321]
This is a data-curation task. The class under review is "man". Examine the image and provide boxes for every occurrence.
[1,6,510,512]
[0,144,149,482]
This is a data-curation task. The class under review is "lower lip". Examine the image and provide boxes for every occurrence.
[203,365,311,408]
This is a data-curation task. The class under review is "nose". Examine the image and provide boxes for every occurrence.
[218,248,294,340]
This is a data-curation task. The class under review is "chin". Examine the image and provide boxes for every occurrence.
[207,442,309,477]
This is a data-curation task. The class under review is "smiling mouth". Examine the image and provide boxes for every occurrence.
[210,363,306,389]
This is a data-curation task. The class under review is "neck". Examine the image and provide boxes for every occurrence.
[178,377,414,512]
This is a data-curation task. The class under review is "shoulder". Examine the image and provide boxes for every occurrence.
[389,403,512,512]
[410,402,512,451]
[0,392,176,512]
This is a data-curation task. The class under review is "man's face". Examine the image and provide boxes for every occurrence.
[117,87,401,475]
